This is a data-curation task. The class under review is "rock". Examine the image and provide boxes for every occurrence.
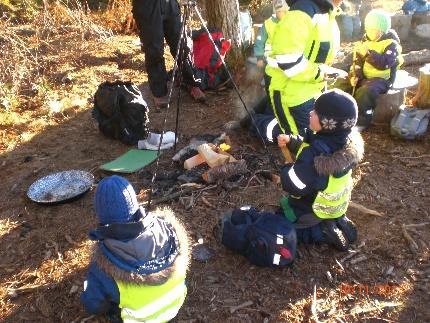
[69,285,79,295]
[61,75,72,84]
[385,265,395,276]
[223,120,241,131]
[192,243,214,262]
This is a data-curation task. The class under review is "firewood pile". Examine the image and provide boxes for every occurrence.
[137,133,280,209]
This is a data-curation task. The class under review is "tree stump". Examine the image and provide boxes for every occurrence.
[391,14,412,41]
[372,88,406,124]
[412,64,430,109]
[411,12,430,28]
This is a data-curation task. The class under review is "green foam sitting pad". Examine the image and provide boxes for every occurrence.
[100,149,159,173]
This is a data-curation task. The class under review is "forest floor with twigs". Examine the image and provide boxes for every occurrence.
[1,0,430,322]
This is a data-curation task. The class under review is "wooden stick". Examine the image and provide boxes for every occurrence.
[281,146,294,163]
[201,196,215,209]
[350,255,367,265]
[401,225,419,253]
[350,302,402,316]
[349,201,383,217]
[396,154,430,160]
[311,285,318,321]
[405,222,430,228]
[340,251,359,263]
[352,44,357,96]
[230,301,253,314]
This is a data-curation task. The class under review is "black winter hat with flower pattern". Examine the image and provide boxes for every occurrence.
[314,89,358,133]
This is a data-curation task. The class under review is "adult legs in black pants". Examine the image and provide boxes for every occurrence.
[132,0,204,106]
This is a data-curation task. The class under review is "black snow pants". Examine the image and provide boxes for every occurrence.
[132,0,201,97]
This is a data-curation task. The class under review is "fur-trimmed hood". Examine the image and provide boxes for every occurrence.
[91,208,190,285]
[314,131,364,176]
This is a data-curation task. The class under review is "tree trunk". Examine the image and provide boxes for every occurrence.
[412,64,430,109]
[204,0,242,61]
[334,49,430,71]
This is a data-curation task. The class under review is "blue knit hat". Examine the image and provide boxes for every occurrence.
[94,175,141,225]
[314,89,358,133]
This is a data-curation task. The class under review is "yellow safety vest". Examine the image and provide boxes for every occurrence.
[312,170,353,219]
[357,38,403,80]
[264,16,279,78]
[264,16,278,55]
[117,273,186,323]
[268,8,340,134]
[296,143,352,219]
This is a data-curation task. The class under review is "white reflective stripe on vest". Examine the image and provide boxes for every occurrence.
[318,185,352,201]
[288,167,306,190]
[311,13,329,26]
[145,306,184,323]
[313,200,349,215]
[283,56,309,77]
[266,118,278,142]
[121,283,186,321]
[275,53,303,64]
[266,57,278,68]
[123,305,183,323]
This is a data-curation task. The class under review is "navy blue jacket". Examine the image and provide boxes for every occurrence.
[81,211,189,319]
[281,130,364,218]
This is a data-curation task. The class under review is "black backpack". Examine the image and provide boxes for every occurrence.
[92,81,149,145]
[221,207,297,267]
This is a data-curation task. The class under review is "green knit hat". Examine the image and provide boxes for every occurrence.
[364,9,391,34]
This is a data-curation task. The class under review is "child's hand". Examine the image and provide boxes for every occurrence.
[277,134,290,147]
[256,59,265,69]
[350,76,359,87]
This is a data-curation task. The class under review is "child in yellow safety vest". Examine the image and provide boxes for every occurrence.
[81,175,189,322]
[278,89,364,251]
[254,0,288,98]
[337,9,404,130]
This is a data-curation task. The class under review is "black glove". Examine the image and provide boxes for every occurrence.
[321,215,357,251]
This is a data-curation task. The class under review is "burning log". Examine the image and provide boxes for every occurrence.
[197,143,230,168]
[202,160,248,183]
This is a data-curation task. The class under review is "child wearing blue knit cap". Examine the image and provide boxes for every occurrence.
[81,175,189,322]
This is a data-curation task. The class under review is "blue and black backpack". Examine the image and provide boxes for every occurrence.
[220,207,297,267]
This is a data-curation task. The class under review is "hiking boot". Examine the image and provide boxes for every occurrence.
[321,220,349,251]
[153,95,169,108]
[336,216,358,244]
[189,86,207,103]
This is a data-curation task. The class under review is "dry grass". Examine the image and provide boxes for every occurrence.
[0,0,113,110]
[0,0,117,155]
[93,0,136,34]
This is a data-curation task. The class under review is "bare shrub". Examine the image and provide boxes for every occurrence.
[0,19,41,110]
[0,0,113,111]
[94,0,136,34]
[34,0,113,41]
